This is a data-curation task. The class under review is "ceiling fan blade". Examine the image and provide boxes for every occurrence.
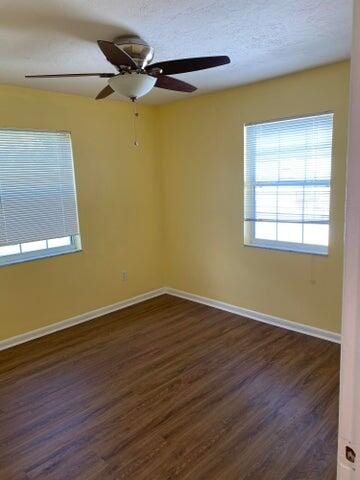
[97,40,137,69]
[95,84,114,100]
[25,73,115,78]
[148,56,230,75]
[155,75,197,93]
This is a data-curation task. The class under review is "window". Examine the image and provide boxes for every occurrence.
[0,129,81,266]
[244,113,334,255]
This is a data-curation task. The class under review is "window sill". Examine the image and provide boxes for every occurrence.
[244,241,328,256]
[0,246,82,267]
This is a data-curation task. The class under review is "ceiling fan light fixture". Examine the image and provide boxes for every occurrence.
[108,73,156,99]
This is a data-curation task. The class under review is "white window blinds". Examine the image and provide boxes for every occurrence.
[244,113,334,254]
[0,129,80,247]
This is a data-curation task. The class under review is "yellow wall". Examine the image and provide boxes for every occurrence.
[158,61,350,334]
[0,85,163,340]
[0,61,350,341]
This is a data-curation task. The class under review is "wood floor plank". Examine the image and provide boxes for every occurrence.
[0,295,339,479]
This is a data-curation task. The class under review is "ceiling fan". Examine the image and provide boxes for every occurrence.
[25,36,231,101]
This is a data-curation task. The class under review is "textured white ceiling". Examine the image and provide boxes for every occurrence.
[0,0,353,104]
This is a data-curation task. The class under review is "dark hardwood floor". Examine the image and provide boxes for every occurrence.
[0,294,340,480]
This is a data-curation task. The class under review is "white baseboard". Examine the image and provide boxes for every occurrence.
[0,285,341,351]
[165,287,341,344]
[0,288,166,352]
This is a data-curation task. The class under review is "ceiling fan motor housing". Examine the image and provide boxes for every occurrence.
[114,36,154,69]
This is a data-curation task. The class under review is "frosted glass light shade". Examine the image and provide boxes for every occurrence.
[109,73,156,99]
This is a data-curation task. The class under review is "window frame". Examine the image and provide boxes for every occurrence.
[243,112,334,256]
[0,128,82,267]
[0,235,82,267]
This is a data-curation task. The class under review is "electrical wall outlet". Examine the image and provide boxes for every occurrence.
[121,270,128,282]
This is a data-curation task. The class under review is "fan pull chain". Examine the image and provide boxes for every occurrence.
[131,97,139,147]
